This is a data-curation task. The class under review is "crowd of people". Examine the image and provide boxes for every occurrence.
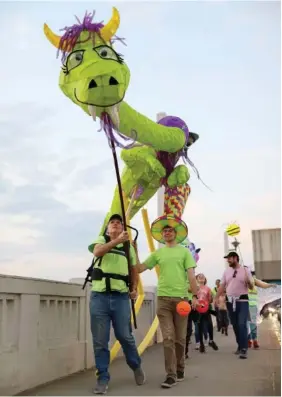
[87,213,276,394]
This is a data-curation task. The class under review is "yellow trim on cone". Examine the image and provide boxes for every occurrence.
[135,208,161,355]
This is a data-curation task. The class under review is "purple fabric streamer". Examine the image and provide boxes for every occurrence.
[57,10,126,62]
[99,112,140,150]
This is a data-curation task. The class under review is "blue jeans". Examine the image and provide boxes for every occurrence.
[194,321,208,343]
[89,291,141,382]
[227,301,249,351]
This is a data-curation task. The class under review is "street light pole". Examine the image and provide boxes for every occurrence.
[156,112,167,249]
[224,232,229,269]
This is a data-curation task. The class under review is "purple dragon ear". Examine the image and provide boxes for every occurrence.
[196,248,201,253]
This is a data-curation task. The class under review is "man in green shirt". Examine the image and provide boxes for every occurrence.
[88,214,145,395]
[135,215,198,389]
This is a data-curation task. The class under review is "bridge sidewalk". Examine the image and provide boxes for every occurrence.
[19,318,281,396]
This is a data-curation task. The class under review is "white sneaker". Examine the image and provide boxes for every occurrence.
[195,343,200,350]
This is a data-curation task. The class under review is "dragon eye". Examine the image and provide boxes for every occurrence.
[94,46,119,61]
[66,50,84,71]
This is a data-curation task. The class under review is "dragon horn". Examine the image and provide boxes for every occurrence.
[100,7,120,42]
[43,23,71,52]
[43,23,62,49]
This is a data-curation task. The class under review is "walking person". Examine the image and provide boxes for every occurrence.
[218,292,229,336]
[215,252,254,359]
[88,214,145,394]
[196,273,219,353]
[135,215,199,388]
[212,279,221,332]
[248,272,277,349]
[185,279,209,357]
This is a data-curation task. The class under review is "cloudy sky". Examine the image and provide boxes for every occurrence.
[0,1,280,287]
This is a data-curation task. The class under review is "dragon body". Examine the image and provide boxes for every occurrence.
[43,8,200,233]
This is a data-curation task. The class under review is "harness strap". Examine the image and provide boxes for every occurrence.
[92,267,129,292]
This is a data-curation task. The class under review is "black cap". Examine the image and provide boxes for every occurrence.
[224,251,239,259]
[108,214,123,223]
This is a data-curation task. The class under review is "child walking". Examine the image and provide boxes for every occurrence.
[217,293,229,336]
[196,274,219,353]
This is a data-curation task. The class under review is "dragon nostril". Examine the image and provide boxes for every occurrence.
[109,76,119,85]
[88,79,98,89]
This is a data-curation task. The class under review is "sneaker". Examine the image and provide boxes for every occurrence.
[195,343,200,350]
[93,381,109,395]
[253,340,260,349]
[239,349,248,359]
[134,367,146,385]
[177,371,185,382]
[161,377,177,388]
[199,344,205,353]
[209,341,219,351]
[225,328,228,336]
[248,340,253,348]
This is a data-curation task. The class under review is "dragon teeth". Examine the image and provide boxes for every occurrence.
[88,105,96,121]
[107,104,120,129]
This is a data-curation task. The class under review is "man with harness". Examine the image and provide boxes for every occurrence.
[88,214,145,395]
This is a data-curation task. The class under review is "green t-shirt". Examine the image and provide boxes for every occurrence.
[211,287,217,298]
[248,280,258,307]
[91,235,137,293]
[144,245,196,298]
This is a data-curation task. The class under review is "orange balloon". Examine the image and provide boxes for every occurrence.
[176,301,191,316]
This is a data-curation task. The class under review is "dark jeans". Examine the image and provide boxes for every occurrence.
[89,291,141,382]
[218,309,229,328]
[186,310,207,344]
[227,301,249,351]
[185,309,213,354]
[215,307,221,331]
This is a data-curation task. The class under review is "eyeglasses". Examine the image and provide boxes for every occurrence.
[233,270,237,278]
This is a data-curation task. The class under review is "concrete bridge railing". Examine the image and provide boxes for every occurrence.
[0,274,157,396]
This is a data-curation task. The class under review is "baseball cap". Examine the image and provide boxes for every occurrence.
[108,214,123,223]
[224,251,239,259]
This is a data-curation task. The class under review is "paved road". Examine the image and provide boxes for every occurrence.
[19,318,281,396]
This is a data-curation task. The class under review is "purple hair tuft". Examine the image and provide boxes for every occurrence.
[57,10,126,62]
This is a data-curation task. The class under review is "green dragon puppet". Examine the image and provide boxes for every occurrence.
[43,7,200,233]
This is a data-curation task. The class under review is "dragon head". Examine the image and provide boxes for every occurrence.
[43,7,130,123]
